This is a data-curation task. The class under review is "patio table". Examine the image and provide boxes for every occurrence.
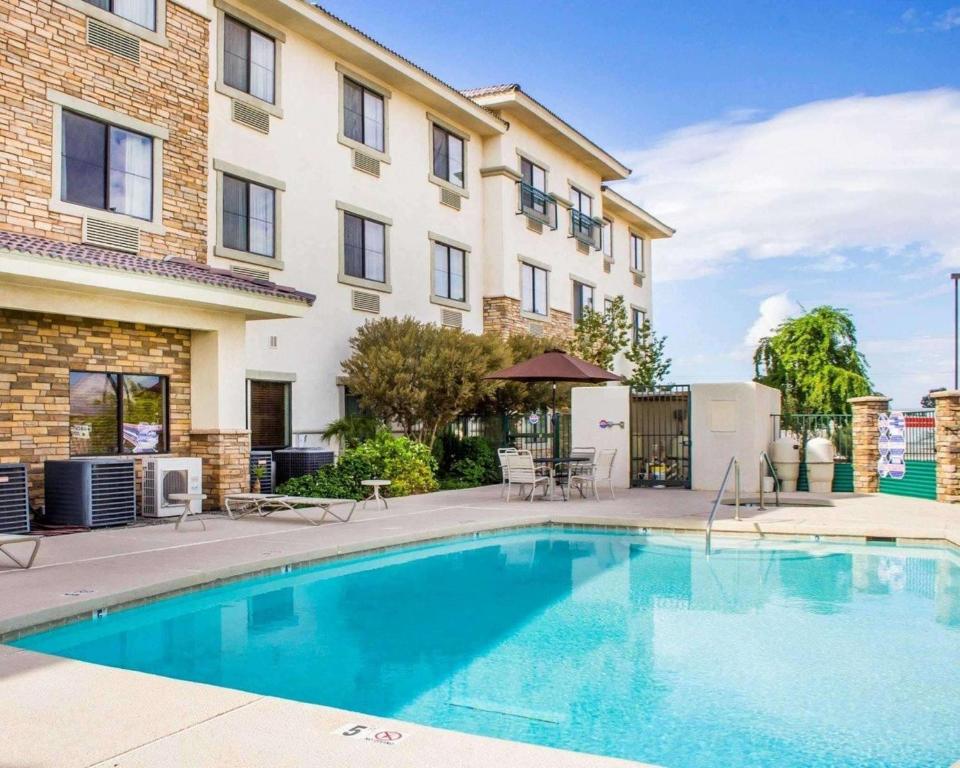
[533,456,590,501]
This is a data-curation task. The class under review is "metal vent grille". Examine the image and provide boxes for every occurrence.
[633,272,644,286]
[440,188,461,210]
[83,217,140,253]
[527,321,544,336]
[576,240,590,255]
[250,451,276,493]
[90,461,137,527]
[352,290,380,313]
[0,464,29,534]
[268,335,278,348]
[526,218,543,234]
[603,260,612,274]
[87,18,140,62]
[440,308,462,328]
[352,150,381,177]
[232,99,270,133]
[230,264,271,281]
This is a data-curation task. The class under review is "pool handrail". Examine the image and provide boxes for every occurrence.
[706,455,740,556]
[758,451,781,510]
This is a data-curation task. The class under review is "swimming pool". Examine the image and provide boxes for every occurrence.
[12,528,960,767]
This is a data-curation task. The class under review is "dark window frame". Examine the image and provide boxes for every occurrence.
[223,14,277,105]
[433,242,466,302]
[632,308,646,344]
[247,379,291,451]
[343,77,385,152]
[573,281,594,322]
[521,262,548,316]
[222,174,276,257]
[432,123,465,188]
[631,233,646,272]
[343,212,386,283]
[520,157,547,216]
[61,110,154,222]
[83,0,157,31]
[69,371,170,457]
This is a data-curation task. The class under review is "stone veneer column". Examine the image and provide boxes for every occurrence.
[848,396,890,494]
[930,390,960,503]
[190,429,251,511]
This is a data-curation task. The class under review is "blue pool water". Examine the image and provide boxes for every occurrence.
[12,528,960,767]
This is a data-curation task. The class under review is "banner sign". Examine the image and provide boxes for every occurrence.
[877,411,906,480]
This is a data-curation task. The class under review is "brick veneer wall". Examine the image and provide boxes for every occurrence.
[931,390,960,503]
[0,0,209,261]
[483,296,574,341]
[848,395,890,494]
[190,429,251,511]
[0,308,191,508]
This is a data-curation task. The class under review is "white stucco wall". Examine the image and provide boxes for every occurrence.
[571,385,632,489]
[690,382,782,492]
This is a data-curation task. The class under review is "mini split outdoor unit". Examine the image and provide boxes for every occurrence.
[0,463,30,534]
[142,457,203,518]
[44,459,137,528]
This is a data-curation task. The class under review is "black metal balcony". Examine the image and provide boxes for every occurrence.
[570,209,601,250]
[517,181,557,229]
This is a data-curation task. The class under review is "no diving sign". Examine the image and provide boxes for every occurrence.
[335,723,407,746]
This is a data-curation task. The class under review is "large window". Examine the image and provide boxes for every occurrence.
[344,212,386,283]
[69,372,168,456]
[343,78,385,152]
[83,0,156,30]
[433,242,466,302]
[223,15,276,104]
[521,262,548,316]
[573,281,594,322]
[223,175,275,257]
[432,124,464,188]
[570,186,594,242]
[61,110,153,221]
[520,157,547,215]
[248,380,290,450]
[631,233,646,272]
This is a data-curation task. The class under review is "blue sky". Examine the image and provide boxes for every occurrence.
[323,0,960,407]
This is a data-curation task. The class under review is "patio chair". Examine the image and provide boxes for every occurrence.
[570,448,617,501]
[0,534,41,569]
[505,453,550,502]
[497,447,518,498]
[565,446,597,480]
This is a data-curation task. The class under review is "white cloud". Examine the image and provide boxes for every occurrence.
[935,6,960,29]
[615,89,960,281]
[744,292,802,347]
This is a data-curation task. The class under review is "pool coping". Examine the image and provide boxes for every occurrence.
[4,511,959,643]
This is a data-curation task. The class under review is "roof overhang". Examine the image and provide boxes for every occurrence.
[249,0,507,137]
[0,249,312,324]
[468,89,631,181]
[601,187,675,239]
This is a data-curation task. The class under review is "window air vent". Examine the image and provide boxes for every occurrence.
[232,99,270,134]
[633,272,644,287]
[440,188,461,210]
[352,290,381,314]
[603,260,612,274]
[268,335,278,349]
[352,150,381,177]
[230,264,271,281]
[526,217,543,235]
[527,321,544,337]
[576,240,590,255]
[82,217,140,253]
[440,309,463,328]
[87,18,140,62]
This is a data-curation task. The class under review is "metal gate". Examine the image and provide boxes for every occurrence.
[630,385,691,488]
[878,410,936,500]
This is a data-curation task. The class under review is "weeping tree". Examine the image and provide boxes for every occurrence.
[753,305,872,414]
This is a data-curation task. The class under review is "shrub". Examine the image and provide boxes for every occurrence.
[278,432,437,500]
[433,434,499,487]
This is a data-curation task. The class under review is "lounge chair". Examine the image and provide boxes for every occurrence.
[505,453,550,501]
[570,448,617,500]
[224,493,356,525]
[0,535,41,569]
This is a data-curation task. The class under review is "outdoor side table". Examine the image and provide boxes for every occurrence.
[533,457,590,501]
[361,479,391,511]
[170,492,209,531]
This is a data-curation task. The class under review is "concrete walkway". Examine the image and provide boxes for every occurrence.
[1,485,958,767]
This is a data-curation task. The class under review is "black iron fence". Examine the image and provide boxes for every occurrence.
[772,413,853,462]
[441,411,571,459]
[900,410,935,461]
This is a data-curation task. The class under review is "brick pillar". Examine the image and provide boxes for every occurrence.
[931,390,960,503]
[848,396,890,494]
[190,429,250,511]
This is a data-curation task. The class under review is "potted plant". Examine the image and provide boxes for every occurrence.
[251,462,267,494]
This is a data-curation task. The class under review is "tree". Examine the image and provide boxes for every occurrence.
[625,318,672,390]
[477,331,565,415]
[753,305,871,414]
[572,296,631,370]
[341,317,506,448]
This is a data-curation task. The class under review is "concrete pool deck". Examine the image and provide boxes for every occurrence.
[2,485,959,768]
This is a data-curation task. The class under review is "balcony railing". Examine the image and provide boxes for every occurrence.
[570,209,601,250]
[517,181,557,229]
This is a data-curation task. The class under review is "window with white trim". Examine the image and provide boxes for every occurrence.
[223,15,276,104]
[521,263,548,316]
[573,281,594,322]
[631,233,645,272]
[83,0,156,30]
[433,242,466,302]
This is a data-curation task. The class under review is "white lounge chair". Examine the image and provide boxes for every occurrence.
[497,447,518,498]
[505,453,550,501]
[225,493,357,525]
[570,448,617,500]
[0,535,41,569]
